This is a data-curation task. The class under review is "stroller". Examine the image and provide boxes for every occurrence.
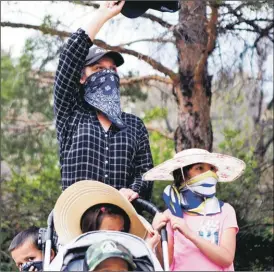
[43,199,169,271]
[48,231,162,271]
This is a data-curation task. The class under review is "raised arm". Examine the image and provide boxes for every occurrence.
[53,1,125,140]
[53,29,91,140]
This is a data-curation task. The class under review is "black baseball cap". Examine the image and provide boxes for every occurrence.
[85,46,124,67]
[121,1,180,19]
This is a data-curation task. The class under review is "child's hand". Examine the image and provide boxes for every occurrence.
[145,229,161,251]
[152,212,169,231]
[169,215,194,240]
[99,1,125,20]
[28,266,38,272]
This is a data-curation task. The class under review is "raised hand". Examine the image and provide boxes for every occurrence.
[86,1,125,41]
[99,1,125,20]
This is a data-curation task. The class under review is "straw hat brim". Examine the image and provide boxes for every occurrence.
[143,152,246,182]
[54,180,147,245]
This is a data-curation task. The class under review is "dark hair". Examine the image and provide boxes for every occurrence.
[173,164,196,188]
[80,203,131,233]
[8,226,39,252]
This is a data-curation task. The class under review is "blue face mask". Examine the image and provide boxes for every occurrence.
[179,170,219,197]
[83,69,126,129]
[179,171,223,216]
[163,171,224,217]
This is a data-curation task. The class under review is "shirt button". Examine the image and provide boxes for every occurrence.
[105,161,108,164]
[106,147,109,150]
[105,174,108,178]
[105,134,108,137]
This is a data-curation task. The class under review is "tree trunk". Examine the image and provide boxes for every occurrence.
[174,0,218,152]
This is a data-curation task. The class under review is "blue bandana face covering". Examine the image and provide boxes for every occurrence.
[83,69,126,129]
[163,170,224,217]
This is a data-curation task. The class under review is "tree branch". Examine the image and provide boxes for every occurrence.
[141,13,173,29]
[1,21,178,80]
[222,2,273,38]
[117,38,175,47]
[261,135,274,157]
[267,97,273,110]
[1,21,71,37]
[4,106,174,139]
[29,70,173,87]
[146,125,173,140]
[254,22,274,48]
[3,117,53,133]
[193,3,218,84]
[121,75,173,86]
[94,39,178,79]
[4,117,52,127]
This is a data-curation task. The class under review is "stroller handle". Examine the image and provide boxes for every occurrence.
[133,198,159,216]
[43,210,54,271]
[133,198,169,271]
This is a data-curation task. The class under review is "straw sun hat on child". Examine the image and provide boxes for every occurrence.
[54,180,148,245]
[142,148,246,182]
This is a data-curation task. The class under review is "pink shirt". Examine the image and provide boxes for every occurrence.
[167,203,239,271]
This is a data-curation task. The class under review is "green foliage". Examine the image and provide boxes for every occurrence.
[1,16,273,271]
[1,51,32,109]
[149,131,174,211]
[142,107,168,123]
[216,127,273,271]
[141,106,174,210]
[1,41,62,271]
[1,40,57,173]
[41,15,61,30]
[142,97,273,271]
[120,72,148,102]
[1,171,61,272]
[234,229,274,271]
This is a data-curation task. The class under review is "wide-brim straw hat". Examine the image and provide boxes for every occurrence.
[54,180,148,245]
[143,148,246,182]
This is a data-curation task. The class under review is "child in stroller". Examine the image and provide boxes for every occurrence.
[84,239,137,271]
[48,180,163,271]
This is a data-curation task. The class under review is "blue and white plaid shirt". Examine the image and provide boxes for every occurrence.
[53,29,153,200]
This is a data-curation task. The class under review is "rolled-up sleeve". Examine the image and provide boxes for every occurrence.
[54,28,93,141]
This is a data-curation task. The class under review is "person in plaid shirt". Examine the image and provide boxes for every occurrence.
[53,1,153,201]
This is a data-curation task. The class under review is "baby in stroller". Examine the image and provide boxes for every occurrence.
[48,180,163,271]
[84,239,137,271]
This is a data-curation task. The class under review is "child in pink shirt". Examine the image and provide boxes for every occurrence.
[143,148,246,271]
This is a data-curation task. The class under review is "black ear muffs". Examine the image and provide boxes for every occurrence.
[37,228,47,250]
[37,228,59,254]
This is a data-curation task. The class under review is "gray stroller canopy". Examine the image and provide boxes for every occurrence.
[48,231,163,271]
